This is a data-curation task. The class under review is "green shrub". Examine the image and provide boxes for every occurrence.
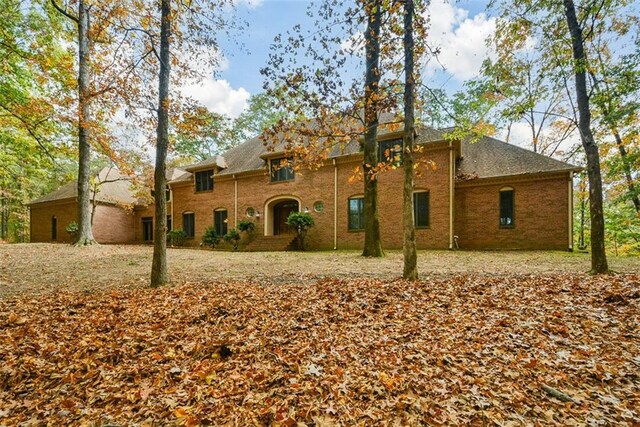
[237,219,255,233]
[201,226,221,248]
[167,229,188,247]
[223,228,241,251]
[65,221,78,235]
[286,212,314,250]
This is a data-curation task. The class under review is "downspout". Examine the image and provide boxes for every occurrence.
[333,158,338,250]
[568,172,574,252]
[169,184,173,230]
[449,141,454,249]
[233,175,238,228]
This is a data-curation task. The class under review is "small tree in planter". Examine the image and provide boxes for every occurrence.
[167,229,188,247]
[286,212,314,251]
[223,228,241,251]
[201,226,221,249]
[65,221,79,243]
[237,219,255,234]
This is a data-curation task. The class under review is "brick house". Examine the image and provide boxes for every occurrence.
[29,127,580,250]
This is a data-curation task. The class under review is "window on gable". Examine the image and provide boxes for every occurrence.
[499,188,515,227]
[270,158,295,182]
[214,209,228,236]
[348,197,365,231]
[183,212,195,238]
[413,191,430,228]
[378,138,403,165]
[195,170,214,192]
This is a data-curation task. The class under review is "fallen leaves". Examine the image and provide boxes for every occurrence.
[0,273,638,425]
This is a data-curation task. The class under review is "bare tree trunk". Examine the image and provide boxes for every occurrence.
[74,0,96,246]
[150,0,171,288]
[611,130,640,213]
[362,0,384,258]
[563,0,608,274]
[0,183,7,241]
[402,0,418,280]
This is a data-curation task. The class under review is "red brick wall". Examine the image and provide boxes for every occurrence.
[92,205,135,243]
[455,175,571,250]
[30,200,77,243]
[132,149,572,251]
[30,201,135,244]
[161,145,454,250]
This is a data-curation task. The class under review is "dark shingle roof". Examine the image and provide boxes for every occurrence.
[169,123,577,184]
[458,136,580,179]
[29,168,137,206]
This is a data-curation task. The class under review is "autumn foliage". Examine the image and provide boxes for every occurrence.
[1,273,638,425]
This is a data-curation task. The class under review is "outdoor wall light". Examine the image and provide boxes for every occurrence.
[255,210,261,219]
[304,207,310,213]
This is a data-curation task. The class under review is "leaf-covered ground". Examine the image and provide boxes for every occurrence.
[2,243,639,297]
[1,272,639,425]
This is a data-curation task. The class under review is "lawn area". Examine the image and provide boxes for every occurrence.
[1,243,639,297]
[0,244,638,425]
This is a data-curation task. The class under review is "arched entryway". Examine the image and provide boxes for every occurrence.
[264,196,300,236]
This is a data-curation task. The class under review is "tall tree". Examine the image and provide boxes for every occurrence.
[51,0,97,246]
[150,0,171,288]
[361,0,384,257]
[562,0,608,273]
[401,0,417,279]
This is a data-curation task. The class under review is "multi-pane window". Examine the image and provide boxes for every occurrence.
[378,138,403,165]
[270,158,295,182]
[348,197,365,231]
[214,209,228,236]
[183,212,195,237]
[413,191,430,228]
[167,215,172,232]
[499,188,515,227]
[195,170,214,192]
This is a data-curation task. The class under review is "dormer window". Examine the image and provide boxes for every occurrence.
[270,158,295,183]
[195,169,214,192]
[379,138,403,165]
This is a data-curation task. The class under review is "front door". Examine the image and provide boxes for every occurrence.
[142,217,153,242]
[273,201,298,235]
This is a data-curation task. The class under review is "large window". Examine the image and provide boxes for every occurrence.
[195,170,214,192]
[270,158,295,182]
[348,197,365,231]
[51,216,57,241]
[499,188,515,227]
[378,138,403,165]
[214,209,228,236]
[183,212,195,238]
[413,191,430,228]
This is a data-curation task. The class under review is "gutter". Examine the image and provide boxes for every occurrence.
[449,140,454,250]
[333,158,338,250]
[233,175,238,228]
[568,172,574,251]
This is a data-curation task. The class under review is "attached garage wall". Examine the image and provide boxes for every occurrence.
[455,174,571,250]
[29,200,77,243]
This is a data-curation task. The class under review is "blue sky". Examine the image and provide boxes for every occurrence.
[183,0,497,120]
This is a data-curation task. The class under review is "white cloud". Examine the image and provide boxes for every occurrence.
[182,79,250,119]
[424,0,496,81]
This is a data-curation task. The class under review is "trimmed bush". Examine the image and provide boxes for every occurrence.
[223,228,241,251]
[167,229,188,247]
[201,226,221,248]
[237,219,256,233]
[286,212,314,251]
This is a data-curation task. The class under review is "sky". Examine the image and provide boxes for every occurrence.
[184,0,497,120]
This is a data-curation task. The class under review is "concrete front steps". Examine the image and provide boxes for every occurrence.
[244,235,296,252]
